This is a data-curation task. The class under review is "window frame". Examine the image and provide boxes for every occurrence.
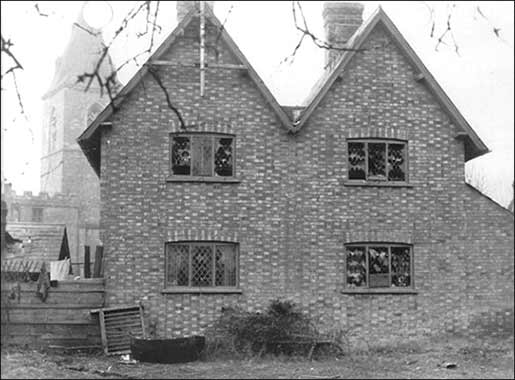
[343,243,415,292]
[164,241,240,293]
[168,132,238,182]
[346,138,409,184]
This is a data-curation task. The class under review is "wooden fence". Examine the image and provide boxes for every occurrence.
[1,278,104,348]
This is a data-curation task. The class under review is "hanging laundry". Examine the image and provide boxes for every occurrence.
[50,258,71,281]
[36,262,51,302]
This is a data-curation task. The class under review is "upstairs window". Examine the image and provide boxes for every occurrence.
[346,244,413,289]
[165,242,239,289]
[170,133,235,178]
[347,139,407,182]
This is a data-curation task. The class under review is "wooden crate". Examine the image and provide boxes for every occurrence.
[91,304,146,355]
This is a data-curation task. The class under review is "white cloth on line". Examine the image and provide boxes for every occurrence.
[50,258,70,281]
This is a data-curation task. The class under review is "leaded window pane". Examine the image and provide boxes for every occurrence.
[165,242,238,288]
[368,246,389,288]
[214,138,233,177]
[347,140,407,182]
[388,143,406,181]
[167,244,189,286]
[368,143,386,180]
[345,244,412,289]
[391,246,411,287]
[170,134,235,178]
[215,245,237,286]
[171,136,191,175]
[191,245,213,287]
[348,142,366,180]
[346,247,367,287]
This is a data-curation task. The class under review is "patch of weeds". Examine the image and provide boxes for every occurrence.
[203,299,342,360]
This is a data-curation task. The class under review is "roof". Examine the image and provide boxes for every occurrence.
[1,259,45,274]
[295,7,489,161]
[78,4,489,176]
[77,3,293,176]
[5,223,69,262]
[465,183,514,218]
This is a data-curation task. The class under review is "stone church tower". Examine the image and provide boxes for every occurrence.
[40,3,118,251]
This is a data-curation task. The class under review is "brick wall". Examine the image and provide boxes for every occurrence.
[99,17,514,343]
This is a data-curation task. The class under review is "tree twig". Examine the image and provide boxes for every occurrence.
[147,65,186,129]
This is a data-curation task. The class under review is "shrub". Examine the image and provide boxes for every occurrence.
[204,299,320,359]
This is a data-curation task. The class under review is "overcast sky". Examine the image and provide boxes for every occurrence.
[1,1,513,206]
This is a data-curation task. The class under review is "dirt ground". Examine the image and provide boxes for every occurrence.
[1,336,513,379]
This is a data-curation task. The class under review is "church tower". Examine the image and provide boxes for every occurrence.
[40,3,118,248]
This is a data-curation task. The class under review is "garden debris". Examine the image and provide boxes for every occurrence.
[64,365,135,379]
[439,361,458,369]
[119,354,138,364]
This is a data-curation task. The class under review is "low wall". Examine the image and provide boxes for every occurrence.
[1,278,104,348]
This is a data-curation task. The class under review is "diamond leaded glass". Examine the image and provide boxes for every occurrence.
[167,244,189,286]
[166,243,238,288]
[215,245,237,286]
[191,245,213,287]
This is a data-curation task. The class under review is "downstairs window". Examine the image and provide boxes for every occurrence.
[165,242,239,289]
[345,244,413,289]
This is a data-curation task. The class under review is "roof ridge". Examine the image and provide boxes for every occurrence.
[293,6,488,161]
[78,3,294,176]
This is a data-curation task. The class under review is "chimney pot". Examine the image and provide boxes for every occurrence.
[323,2,364,69]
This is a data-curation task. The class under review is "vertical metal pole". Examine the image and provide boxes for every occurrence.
[200,0,205,97]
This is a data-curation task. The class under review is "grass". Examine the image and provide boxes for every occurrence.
[1,335,513,379]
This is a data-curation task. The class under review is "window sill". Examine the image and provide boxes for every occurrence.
[341,288,418,295]
[343,180,414,188]
[166,176,241,183]
[162,287,242,294]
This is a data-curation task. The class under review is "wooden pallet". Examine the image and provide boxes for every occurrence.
[90,303,146,355]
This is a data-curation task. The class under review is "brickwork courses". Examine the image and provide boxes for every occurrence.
[82,3,513,344]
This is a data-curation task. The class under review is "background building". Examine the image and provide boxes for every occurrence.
[2,5,118,275]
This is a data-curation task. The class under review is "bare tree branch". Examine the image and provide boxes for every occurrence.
[475,6,511,46]
[1,36,24,79]
[433,3,460,55]
[283,1,392,66]
[1,35,27,117]
[147,66,186,129]
[34,3,48,17]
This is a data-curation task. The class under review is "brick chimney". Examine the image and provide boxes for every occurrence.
[323,2,364,69]
[177,1,215,23]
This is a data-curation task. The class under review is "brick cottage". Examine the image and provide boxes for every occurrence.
[78,2,514,344]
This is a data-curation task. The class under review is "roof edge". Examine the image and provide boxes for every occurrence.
[295,7,489,161]
[77,3,295,175]
[465,182,514,218]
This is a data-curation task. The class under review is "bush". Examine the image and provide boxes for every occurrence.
[204,299,320,359]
